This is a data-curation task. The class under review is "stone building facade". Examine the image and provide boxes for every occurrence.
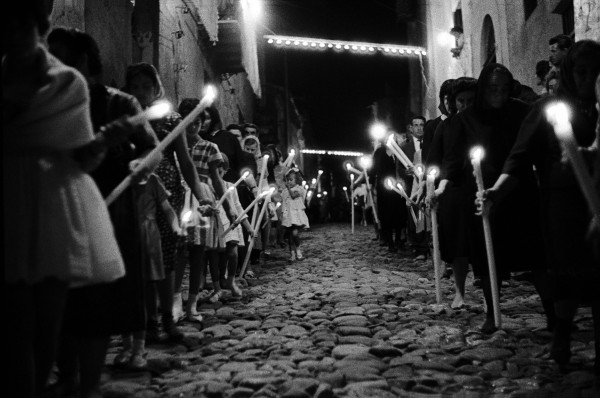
[419,0,599,120]
[48,0,260,128]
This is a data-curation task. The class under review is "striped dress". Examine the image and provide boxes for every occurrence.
[186,138,224,249]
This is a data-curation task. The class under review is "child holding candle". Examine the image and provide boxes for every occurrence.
[216,154,254,298]
[114,173,183,368]
[281,169,310,261]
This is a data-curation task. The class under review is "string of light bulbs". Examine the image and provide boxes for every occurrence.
[265,34,427,56]
[301,149,364,157]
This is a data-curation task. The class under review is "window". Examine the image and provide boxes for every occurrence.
[553,0,574,36]
[523,0,538,20]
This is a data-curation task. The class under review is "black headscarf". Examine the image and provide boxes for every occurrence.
[474,63,514,116]
[557,40,600,108]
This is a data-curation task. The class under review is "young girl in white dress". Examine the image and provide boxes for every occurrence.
[281,169,309,261]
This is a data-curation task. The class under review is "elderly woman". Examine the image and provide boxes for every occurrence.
[444,63,548,334]
[482,41,600,373]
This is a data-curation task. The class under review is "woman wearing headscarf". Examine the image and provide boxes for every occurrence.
[444,63,549,334]
[426,77,477,309]
[481,41,600,373]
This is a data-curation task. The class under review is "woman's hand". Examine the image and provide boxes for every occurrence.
[129,158,151,184]
[475,188,496,216]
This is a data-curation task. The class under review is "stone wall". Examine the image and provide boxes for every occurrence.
[575,0,600,40]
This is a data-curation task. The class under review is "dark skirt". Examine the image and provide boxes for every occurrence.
[62,190,146,337]
[544,190,600,301]
[467,184,547,280]
[438,185,470,264]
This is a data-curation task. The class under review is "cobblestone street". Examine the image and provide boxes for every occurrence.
[100,223,599,398]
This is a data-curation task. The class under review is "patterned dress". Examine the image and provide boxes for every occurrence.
[187,138,225,249]
[281,186,310,228]
[151,113,185,271]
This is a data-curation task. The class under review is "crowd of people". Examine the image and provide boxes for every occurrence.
[3,3,600,397]
[4,5,310,398]
[359,35,600,378]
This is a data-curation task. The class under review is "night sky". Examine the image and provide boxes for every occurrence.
[261,0,410,154]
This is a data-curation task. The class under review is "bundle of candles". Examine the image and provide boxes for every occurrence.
[105,86,217,205]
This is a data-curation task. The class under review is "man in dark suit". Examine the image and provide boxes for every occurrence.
[398,116,428,260]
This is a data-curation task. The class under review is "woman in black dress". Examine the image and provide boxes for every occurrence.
[482,41,600,372]
[426,77,477,309]
[444,63,548,334]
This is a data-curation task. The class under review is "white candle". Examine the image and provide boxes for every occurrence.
[470,146,501,328]
[361,162,379,228]
[547,103,600,226]
[386,136,410,168]
[415,164,424,186]
[250,154,270,229]
[221,187,274,236]
[427,167,442,304]
[215,186,235,208]
[106,86,217,205]
[387,135,414,168]
[350,173,355,234]
[342,186,349,202]
[283,148,296,167]
[240,191,273,277]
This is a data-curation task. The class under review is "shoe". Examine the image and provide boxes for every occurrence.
[289,251,296,262]
[296,249,304,260]
[113,350,132,367]
[129,353,147,369]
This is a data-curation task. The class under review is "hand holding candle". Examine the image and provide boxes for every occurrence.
[427,167,442,304]
[470,146,501,328]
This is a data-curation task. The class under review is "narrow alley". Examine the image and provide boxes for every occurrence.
[97,224,599,398]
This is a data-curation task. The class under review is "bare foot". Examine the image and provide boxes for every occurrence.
[209,290,224,303]
[480,317,497,334]
[230,282,243,298]
[451,294,465,309]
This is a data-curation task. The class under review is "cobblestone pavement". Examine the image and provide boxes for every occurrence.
[100,223,599,398]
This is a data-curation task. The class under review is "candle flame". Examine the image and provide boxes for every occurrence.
[263,154,270,160]
[307,191,313,197]
[415,165,424,176]
[546,102,572,137]
[396,183,405,193]
[470,146,485,161]
[311,178,317,184]
[370,123,387,140]
[350,173,354,179]
[386,135,394,147]
[359,155,373,170]
[301,180,306,186]
[182,210,193,223]
[318,169,324,175]
[323,191,328,196]
[145,100,172,120]
[345,162,352,171]
[386,178,394,189]
[275,202,281,208]
[290,149,296,155]
[203,85,217,102]
[428,167,439,178]
[317,193,322,198]
[241,170,250,179]
[342,186,347,191]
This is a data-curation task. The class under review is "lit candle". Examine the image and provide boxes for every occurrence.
[317,169,324,192]
[250,154,270,229]
[546,102,600,226]
[239,190,274,278]
[350,173,355,234]
[415,164,424,186]
[427,167,442,304]
[106,86,217,205]
[128,100,172,125]
[222,187,274,237]
[470,146,501,328]
[283,148,296,167]
[360,157,379,228]
[386,135,414,168]
[342,186,349,202]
